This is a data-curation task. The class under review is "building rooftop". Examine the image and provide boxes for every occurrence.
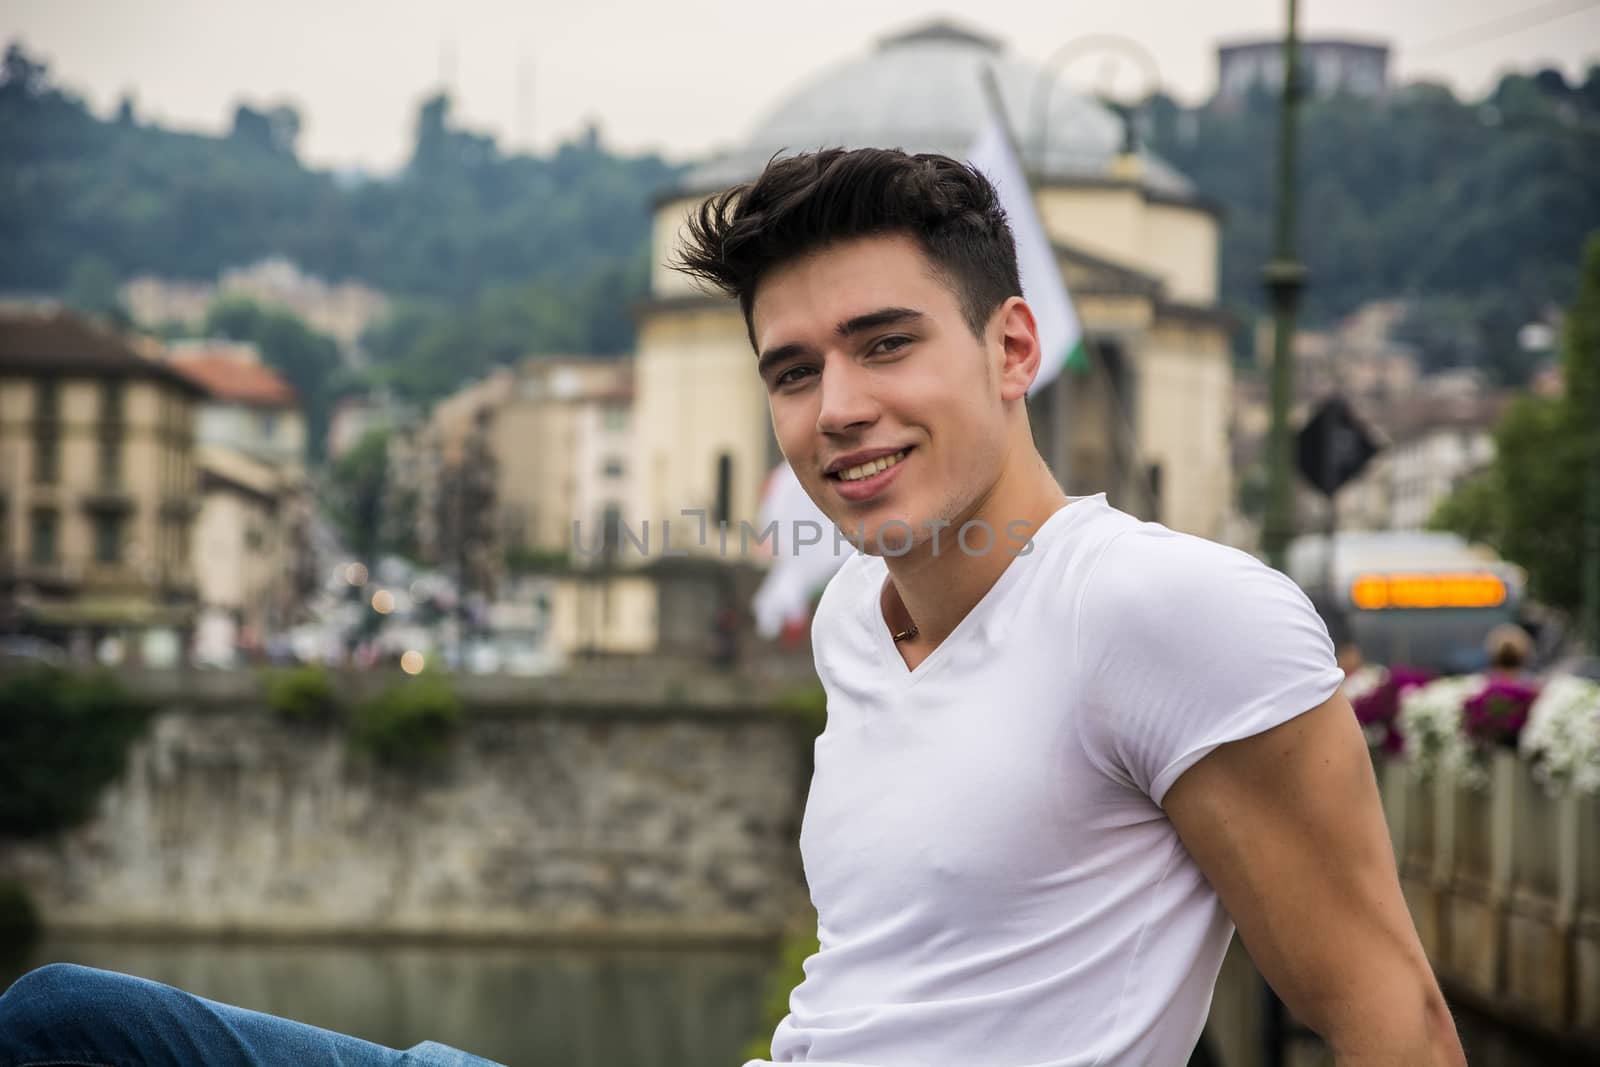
[0,312,207,396]
[170,348,300,409]
[680,18,1194,198]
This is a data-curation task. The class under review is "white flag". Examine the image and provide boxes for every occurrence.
[750,462,854,639]
[968,114,1088,392]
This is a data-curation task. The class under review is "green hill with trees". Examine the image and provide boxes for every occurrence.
[1143,66,1600,384]
[4,40,1597,403]
[0,41,678,406]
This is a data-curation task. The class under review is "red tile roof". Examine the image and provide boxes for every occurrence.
[170,351,300,408]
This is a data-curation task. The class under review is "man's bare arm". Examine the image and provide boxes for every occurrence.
[1163,693,1467,1066]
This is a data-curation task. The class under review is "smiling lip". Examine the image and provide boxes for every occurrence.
[830,448,910,504]
[824,446,911,476]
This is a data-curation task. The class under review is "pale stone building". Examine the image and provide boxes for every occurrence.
[425,358,634,563]
[1215,37,1390,106]
[0,313,203,654]
[1383,377,1506,532]
[491,357,633,560]
[635,19,1235,547]
[165,347,309,662]
[121,257,388,354]
[190,446,292,663]
[168,340,308,472]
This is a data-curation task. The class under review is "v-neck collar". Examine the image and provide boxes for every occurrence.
[864,497,1100,690]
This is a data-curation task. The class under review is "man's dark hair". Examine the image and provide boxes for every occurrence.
[673,148,1021,348]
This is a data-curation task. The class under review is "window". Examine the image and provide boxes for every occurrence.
[714,453,733,526]
[30,509,58,565]
[32,432,58,485]
[603,458,625,479]
[603,407,628,433]
[101,381,124,422]
[34,380,59,421]
[32,375,62,486]
[601,503,622,555]
[258,412,278,441]
[94,513,124,564]
[98,435,122,489]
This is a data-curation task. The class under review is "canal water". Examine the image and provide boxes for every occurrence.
[0,937,1577,1066]
[0,936,774,1066]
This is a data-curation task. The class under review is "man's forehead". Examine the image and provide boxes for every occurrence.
[750,235,950,343]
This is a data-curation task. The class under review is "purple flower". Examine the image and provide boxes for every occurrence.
[1462,678,1540,749]
[1352,666,1435,730]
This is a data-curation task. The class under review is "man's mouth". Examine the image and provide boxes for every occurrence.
[830,448,911,482]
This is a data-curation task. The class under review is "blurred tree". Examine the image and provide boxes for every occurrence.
[1432,232,1600,616]
[0,41,678,338]
[204,296,340,459]
[0,43,48,97]
[230,103,301,157]
[62,254,129,325]
[1143,72,1599,381]
[327,427,390,560]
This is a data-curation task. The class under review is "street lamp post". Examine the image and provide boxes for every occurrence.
[1262,0,1307,574]
[1029,33,1162,175]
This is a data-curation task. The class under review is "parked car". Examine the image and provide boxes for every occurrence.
[0,635,69,668]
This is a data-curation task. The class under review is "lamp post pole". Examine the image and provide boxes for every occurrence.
[1585,405,1600,654]
[1262,0,1307,574]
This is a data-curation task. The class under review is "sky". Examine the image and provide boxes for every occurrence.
[5,0,1597,173]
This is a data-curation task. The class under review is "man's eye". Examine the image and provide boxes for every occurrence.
[873,336,913,355]
[776,366,815,387]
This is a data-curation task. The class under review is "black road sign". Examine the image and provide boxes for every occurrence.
[1297,396,1380,497]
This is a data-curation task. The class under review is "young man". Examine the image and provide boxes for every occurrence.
[674,148,1466,1066]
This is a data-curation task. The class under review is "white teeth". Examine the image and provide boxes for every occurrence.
[837,449,908,482]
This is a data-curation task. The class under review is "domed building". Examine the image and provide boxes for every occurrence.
[634,19,1235,548]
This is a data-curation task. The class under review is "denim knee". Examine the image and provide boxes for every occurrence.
[0,962,124,1036]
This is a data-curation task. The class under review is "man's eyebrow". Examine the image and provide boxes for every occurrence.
[836,306,925,338]
[756,307,927,377]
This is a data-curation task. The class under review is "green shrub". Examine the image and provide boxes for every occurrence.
[0,880,41,947]
[773,682,828,740]
[742,918,820,1061]
[350,674,464,767]
[0,668,152,837]
[264,665,342,724]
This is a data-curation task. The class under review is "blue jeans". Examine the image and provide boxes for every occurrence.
[0,963,505,1067]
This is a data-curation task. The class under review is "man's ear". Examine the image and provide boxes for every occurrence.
[994,297,1041,402]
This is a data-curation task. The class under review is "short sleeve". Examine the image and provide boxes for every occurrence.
[1073,526,1346,806]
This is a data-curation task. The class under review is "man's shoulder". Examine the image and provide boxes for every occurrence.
[1074,518,1296,650]
[1088,519,1267,597]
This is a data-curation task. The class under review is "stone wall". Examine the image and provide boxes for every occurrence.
[0,691,813,942]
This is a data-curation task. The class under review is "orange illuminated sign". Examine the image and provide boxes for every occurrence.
[1349,572,1507,611]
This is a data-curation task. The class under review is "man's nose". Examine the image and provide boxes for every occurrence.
[816,357,877,435]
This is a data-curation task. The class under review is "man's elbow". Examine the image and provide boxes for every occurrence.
[1321,976,1466,1066]
[1419,983,1467,1067]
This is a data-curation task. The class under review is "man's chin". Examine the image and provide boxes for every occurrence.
[842,515,926,558]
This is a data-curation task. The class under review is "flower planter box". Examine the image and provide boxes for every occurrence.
[1442,752,1516,998]
[1503,759,1578,1028]
[1391,767,1444,957]
[1576,791,1600,1035]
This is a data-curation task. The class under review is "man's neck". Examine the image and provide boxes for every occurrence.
[879,450,1067,660]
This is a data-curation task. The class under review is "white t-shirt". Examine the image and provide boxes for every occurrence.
[746,494,1344,1067]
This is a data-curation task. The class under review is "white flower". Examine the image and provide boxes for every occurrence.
[1399,675,1488,788]
[1342,665,1387,704]
[1519,674,1600,795]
